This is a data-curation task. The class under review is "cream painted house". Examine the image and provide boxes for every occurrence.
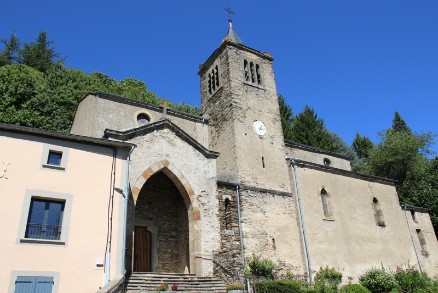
[1,20,437,293]
[0,123,134,293]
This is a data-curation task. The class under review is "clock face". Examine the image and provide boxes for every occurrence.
[253,120,267,136]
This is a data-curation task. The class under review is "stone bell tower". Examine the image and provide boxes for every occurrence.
[198,20,291,193]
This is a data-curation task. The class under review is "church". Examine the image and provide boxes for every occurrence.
[1,20,436,293]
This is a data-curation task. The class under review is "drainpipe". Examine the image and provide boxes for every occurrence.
[236,185,245,266]
[104,149,117,286]
[121,146,135,278]
[289,159,313,283]
[401,204,423,272]
[201,118,205,147]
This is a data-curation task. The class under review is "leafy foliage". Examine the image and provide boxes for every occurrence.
[314,267,343,293]
[359,268,398,293]
[339,284,370,293]
[226,283,245,290]
[255,279,303,293]
[247,254,276,280]
[154,283,168,291]
[394,266,431,293]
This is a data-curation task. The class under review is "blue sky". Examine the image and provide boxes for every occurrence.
[2,0,437,154]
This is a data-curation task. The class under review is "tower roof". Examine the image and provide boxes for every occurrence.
[222,20,243,45]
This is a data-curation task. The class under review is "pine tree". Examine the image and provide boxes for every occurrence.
[278,94,294,140]
[291,105,333,151]
[352,133,374,159]
[392,112,410,133]
[0,33,20,66]
[19,31,63,73]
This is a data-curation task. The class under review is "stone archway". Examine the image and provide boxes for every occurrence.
[130,160,201,275]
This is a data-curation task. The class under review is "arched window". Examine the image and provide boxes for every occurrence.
[372,197,385,226]
[321,188,333,220]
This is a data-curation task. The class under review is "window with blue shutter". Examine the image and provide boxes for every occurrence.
[14,276,54,293]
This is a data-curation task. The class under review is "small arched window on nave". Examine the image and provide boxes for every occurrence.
[321,188,334,220]
[372,197,385,227]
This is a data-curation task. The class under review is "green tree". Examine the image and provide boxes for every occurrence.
[19,31,63,73]
[362,112,437,232]
[328,132,355,159]
[0,33,20,66]
[366,129,433,184]
[116,77,163,105]
[352,133,374,159]
[278,94,294,140]
[0,64,49,128]
[392,111,411,133]
[291,105,334,151]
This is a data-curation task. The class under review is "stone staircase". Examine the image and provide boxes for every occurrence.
[125,272,227,293]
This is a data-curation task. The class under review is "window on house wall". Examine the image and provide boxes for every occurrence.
[14,276,54,293]
[372,197,385,226]
[25,198,65,240]
[41,145,68,171]
[321,188,333,220]
[416,229,428,256]
[242,58,262,86]
[47,151,62,166]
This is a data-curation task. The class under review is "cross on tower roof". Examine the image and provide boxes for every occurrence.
[224,5,235,22]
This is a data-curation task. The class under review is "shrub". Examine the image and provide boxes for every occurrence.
[339,284,371,293]
[394,266,431,293]
[256,279,303,293]
[247,254,276,280]
[154,283,168,291]
[314,267,343,293]
[359,268,397,293]
[226,283,245,291]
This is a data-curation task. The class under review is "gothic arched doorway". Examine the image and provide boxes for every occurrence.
[132,171,190,273]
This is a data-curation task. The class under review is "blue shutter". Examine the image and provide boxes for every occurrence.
[35,277,53,293]
[14,276,53,293]
[15,276,36,293]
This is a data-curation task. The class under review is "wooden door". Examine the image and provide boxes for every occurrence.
[134,226,152,272]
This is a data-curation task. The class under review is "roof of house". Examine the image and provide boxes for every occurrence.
[0,123,135,150]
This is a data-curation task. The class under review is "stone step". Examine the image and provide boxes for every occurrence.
[125,272,226,293]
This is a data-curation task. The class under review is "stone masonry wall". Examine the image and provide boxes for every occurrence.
[239,188,306,279]
[213,184,244,283]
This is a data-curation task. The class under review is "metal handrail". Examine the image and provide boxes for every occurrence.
[25,223,62,240]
